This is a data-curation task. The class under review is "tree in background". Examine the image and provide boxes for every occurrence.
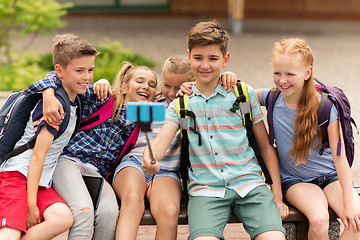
[0,0,72,65]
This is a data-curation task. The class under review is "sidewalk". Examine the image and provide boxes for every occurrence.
[3,16,360,239]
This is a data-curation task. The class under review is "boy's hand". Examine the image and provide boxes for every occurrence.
[43,88,64,125]
[142,145,160,175]
[93,78,112,101]
[177,82,194,97]
[26,204,40,229]
[220,71,237,92]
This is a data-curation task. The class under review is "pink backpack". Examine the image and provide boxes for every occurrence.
[78,97,140,181]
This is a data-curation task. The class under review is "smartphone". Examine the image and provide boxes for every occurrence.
[126,102,165,122]
[82,175,104,210]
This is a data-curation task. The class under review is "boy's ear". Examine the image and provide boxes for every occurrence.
[187,49,191,60]
[222,52,230,68]
[54,64,63,78]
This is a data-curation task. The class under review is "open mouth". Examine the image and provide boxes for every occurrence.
[138,92,149,99]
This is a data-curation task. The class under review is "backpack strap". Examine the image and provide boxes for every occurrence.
[175,95,194,201]
[78,97,115,131]
[265,88,281,145]
[175,95,202,146]
[105,124,140,182]
[233,82,273,185]
[317,92,332,154]
[0,87,75,163]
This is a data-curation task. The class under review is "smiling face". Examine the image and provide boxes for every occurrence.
[188,44,229,95]
[161,71,189,103]
[122,68,157,103]
[272,53,312,101]
[55,55,95,101]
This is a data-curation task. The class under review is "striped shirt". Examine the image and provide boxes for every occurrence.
[165,83,265,198]
[25,71,135,178]
[122,98,181,172]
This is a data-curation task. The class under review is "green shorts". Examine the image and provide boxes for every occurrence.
[187,185,285,240]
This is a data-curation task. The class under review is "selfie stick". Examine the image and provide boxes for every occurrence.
[126,102,166,165]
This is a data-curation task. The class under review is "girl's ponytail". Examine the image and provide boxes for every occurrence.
[111,62,133,122]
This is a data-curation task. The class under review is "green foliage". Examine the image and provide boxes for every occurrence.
[0,0,72,64]
[0,39,158,91]
[93,39,157,84]
[0,54,46,91]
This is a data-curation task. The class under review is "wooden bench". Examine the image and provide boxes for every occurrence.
[140,185,360,240]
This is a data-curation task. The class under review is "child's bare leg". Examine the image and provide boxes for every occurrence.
[21,202,73,240]
[285,183,329,240]
[147,176,181,240]
[0,227,21,240]
[254,231,285,240]
[113,167,147,240]
[324,182,360,240]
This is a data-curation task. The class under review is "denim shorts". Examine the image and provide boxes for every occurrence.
[113,155,180,184]
[282,172,339,196]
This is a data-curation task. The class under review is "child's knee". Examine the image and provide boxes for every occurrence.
[0,227,21,240]
[46,204,74,230]
[308,212,329,233]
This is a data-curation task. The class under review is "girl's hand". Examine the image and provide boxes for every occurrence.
[93,78,112,101]
[274,199,289,220]
[26,204,40,229]
[142,146,160,175]
[177,82,194,97]
[43,88,63,125]
[341,201,360,231]
[220,71,238,91]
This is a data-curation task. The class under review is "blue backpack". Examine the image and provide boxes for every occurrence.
[265,78,358,167]
[0,87,82,164]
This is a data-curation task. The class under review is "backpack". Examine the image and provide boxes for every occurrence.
[175,81,273,192]
[265,78,358,167]
[78,97,140,182]
[0,87,82,164]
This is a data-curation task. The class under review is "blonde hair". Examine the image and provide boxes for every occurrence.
[52,33,99,68]
[162,55,195,82]
[187,20,229,56]
[273,38,321,165]
[111,62,157,121]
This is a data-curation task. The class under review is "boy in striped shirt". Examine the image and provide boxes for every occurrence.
[143,20,286,240]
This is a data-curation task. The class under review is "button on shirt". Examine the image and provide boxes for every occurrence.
[165,83,265,198]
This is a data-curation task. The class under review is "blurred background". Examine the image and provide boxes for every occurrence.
[1,0,360,239]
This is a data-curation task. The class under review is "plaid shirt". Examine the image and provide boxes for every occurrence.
[25,71,135,178]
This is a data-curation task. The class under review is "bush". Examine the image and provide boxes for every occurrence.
[0,39,157,91]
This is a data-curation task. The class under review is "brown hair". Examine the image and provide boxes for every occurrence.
[111,62,157,121]
[187,20,230,56]
[52,33,99,68]
[273,38,321,165]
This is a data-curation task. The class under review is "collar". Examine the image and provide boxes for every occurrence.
[190,82,228,99]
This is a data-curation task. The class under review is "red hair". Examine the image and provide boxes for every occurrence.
[273,38,321,165]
